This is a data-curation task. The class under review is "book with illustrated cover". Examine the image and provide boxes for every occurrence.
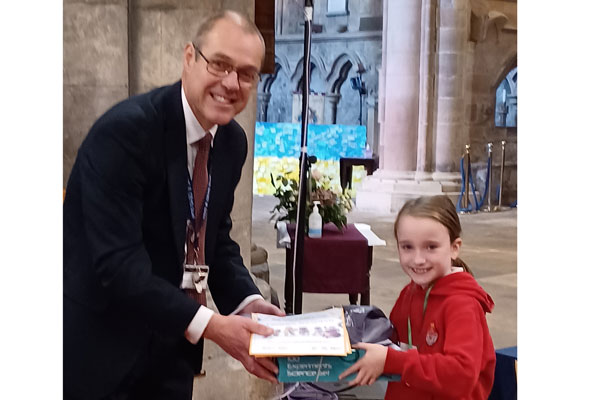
[249,308,351,357]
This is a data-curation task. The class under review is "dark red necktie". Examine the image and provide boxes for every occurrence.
[192,133,212,264]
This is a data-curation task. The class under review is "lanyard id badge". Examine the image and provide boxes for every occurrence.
[184,219,210,293]
[185,263,209,294]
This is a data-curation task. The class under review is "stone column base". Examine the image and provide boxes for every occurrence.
[355,170,462,213]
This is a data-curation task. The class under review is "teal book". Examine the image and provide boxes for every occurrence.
[277,349,402,383]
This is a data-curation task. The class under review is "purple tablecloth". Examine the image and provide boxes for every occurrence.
[287,223,370,294]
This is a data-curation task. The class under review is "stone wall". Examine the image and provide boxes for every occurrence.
[279,0,383,36]
[63,0,259,267]
[260,0,382,152]
[467,0,517,205]
[63,0,129,186]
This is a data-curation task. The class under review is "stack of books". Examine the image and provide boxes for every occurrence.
[250,308,358,382]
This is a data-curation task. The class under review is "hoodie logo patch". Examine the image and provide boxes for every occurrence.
[426,322,438,346]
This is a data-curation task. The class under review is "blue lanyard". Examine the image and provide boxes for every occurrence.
[186,174,195,220]
[186,170,212,222]
[407,283,434,349]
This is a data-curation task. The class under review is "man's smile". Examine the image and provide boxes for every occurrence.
[210,91,235,104]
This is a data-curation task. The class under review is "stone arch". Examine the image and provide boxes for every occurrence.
[330,60,353,94]
[290,55,327,91]
[258,64,281,93]
[491,52,517,94]
[321,52,368,125]
[258,54,291,93]
[492,53,517,128]
[257,54,295,122]
[506,68,517,95]
[326,52,366,94]
[256,64,281,122]
[275,54,292,78]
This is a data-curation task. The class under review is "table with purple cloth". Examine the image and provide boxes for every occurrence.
[284,223,373,314]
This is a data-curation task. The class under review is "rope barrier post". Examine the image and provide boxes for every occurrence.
[493,140,506,212]
[482,142,494,212]
[460,144,471,213]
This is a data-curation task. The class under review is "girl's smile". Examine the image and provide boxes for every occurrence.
[409,267,433,274]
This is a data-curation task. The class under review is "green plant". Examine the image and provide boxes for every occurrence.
[270,169,353,231]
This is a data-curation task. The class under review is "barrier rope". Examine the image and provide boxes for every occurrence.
[476,157,491,210]
[456,156,474,212]
[456,154,491,213]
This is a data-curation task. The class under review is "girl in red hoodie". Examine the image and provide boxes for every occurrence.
[339,195,496,399]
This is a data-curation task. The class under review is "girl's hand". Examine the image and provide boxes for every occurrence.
[338,342,387,386]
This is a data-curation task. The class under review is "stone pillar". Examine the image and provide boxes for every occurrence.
[432,0,470,182]
[229,93,258,273]
[275,0,284,35]
[366,95,379,155]
[355,0,424,212]
[376,0,421,173]
[63,0,129,186]
[324,93,341,124]
[415,0,436,180]
[256,92,271,122]
[355,0,463,212]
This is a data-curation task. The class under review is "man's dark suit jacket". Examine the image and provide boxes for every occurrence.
[63,81,260,399]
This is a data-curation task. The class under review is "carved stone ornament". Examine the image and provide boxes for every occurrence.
[469,0,510,43]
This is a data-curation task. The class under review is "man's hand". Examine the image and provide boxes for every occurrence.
[203,313,281,383]
[239,298,286,317]
[338,342,387,386]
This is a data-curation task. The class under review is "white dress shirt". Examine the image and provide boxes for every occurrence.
[181,87,263,344]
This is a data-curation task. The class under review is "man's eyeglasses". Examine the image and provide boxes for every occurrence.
[193,43,260,86]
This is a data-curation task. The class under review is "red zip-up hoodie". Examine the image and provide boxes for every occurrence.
[383,272,495,399]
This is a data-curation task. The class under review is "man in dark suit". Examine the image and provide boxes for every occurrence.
[64,10,284,399]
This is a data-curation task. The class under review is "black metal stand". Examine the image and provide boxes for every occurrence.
[290,0,314,315]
